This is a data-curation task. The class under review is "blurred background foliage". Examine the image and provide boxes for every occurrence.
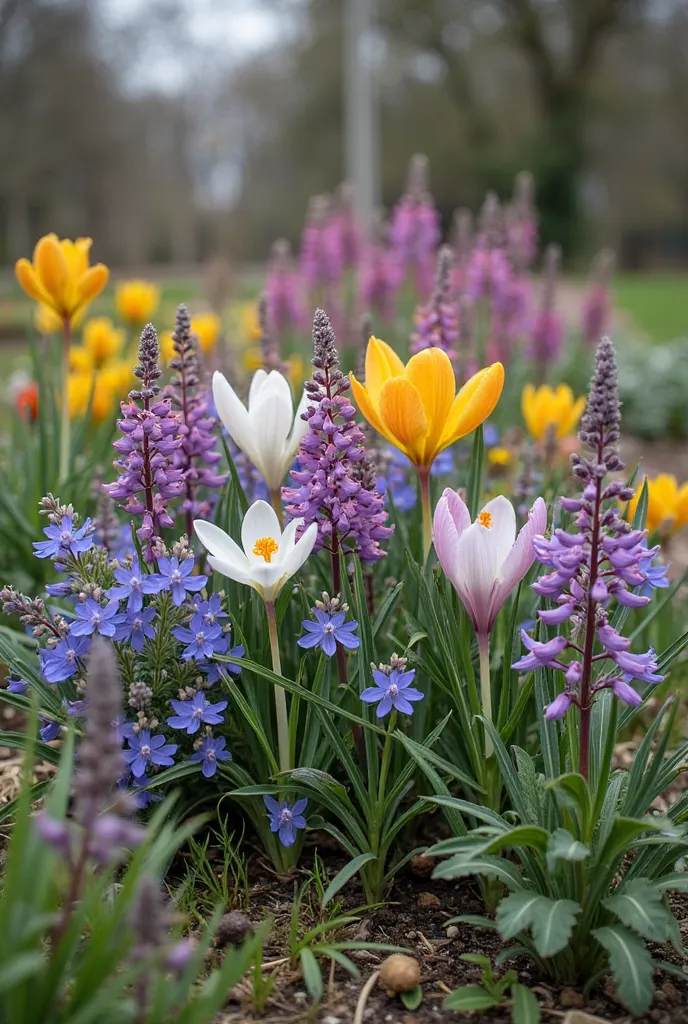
[0,0,687,268]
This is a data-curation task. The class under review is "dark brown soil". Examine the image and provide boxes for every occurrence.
[204,846,688,1024]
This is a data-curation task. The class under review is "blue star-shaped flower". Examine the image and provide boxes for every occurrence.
[33,515,94,561]
[113,606,156,652]
[157,557,207,606]
[298,609,360,657]
[123,730,178,778]
[40,634,91,683]
[106,556,166,612]
[190,735,232,777]
[166,691,228,734]
[360,667,424,718]
[263,796,308,847]
[173,610,227,661]
[70,598,120,638]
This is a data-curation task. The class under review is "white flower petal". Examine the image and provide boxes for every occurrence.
[212,372,256,462]
[194,519,249,570]
[281,521,318,578]
[454,522,499,634]
[241,500,281,560]
[248,386,295,489]
[248,369,269,408]
[286,389,310,455]
[277,516,302,560]
[479,495,516,574]
[207,554,251,587]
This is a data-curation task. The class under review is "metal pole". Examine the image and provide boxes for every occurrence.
[345,0,379,238]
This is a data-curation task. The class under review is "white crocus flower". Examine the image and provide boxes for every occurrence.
[212,369,309,493]
[194,500,317,605]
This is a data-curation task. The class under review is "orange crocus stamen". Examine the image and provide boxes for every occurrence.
[478,510,493,529]
[252,537,279,562]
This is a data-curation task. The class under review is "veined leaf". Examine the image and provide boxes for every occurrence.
[546,828,589,873]
[443,985,497,1011]
[511,983,541,1024]
[530,899,580,957]
[656,872,688,893]
[496,891,544,941]
[593,925,654,1015]
[432,854,525,890]
[604,878,675,942]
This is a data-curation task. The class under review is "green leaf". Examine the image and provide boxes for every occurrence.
[400,985,423,1011]
[530,899,580,958]
[604,878,675,942]
[467,425,485,520]
[321,853,377,909]
[299,948,323,1002]
[546,828,589,873]
[433,854,525,890]
[511,983,541,1024]
[496,891,545,940]
[497,892,581,957]
[656,872,688,893]
[593,925,654,1015]
[460,953,492,967]
[443,985,497,1011]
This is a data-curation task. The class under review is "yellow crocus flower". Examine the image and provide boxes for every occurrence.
[350,338,505,556]
[35,303,86,335]
[191,312,222,354]
[68,371,116,423]
[83,317,124,368]
[488,447,513,467]
[16,234,109,328]
[627,474,688,537]
[69,346,94,374]
[242,302,261,343]
[521,383,585,442]
[100,359,133,397]
[160,330,176,364]
[115,279,161,326]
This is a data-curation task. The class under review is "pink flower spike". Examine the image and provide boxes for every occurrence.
[433,490,547,636]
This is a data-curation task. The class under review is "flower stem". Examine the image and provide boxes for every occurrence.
[418,467,432,561]
[265,600,290,775]
[270,488,284,528]
[477,632,493,757]
[377,710,397,807]
[578,442,604,782]
[59,319,71,483]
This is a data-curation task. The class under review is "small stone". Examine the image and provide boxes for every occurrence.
[213,911,252,948]
[445,925,459,939]
[562,1013,616,1024]
[322,1017,341,1024]
[293,990,307,1002]
[379,954,421,993]
[417,892,441,909]
[410,853,436,877]
[560,989,584,1009]
[405,930,417,940]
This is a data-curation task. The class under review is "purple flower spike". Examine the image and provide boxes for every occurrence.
[360,667,424,719]
[264,796,308,848]
[512,631,568,672]
[166,691,227,734]
[157,556,207,605]
[545,691,573,720]
[190,735,231,778]
[123,729,177,778]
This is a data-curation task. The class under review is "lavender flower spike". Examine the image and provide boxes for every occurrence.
[410,245,459,361]
[105,324,184,561]
[514,337,665,779]
[283,309,393,563]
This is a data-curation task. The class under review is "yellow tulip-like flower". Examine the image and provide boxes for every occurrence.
[83,317,125,368]
[35,303,86,336]
[69,346,94,375]
[288,352,304,393]
[487,446,513,467]
[350,337,505,556]
[242,302,261,343]
[16,235,108,327]
[100,359,133,397]
[68,372,116,423]
[521,384,585,442]
[627,474,688,537]
[115,280,160,326]
[191,312,222,354]
[159,331,176,364]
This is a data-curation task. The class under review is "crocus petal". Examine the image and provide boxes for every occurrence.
[378,377,428,463]
[453,521,500,633]
[241,500,281,560]
[277,516,301,559]
[15,259,50,304]
[249,374,295,488]
[212,372,257,463]
[441,362,505,447]
[287,389,310,453]
[480,495,517,571]
[404,347,455,462]
[35,234,69,302]
[281,521,318,577]
[76,264,109,306]
[364,335,406,405]
[489,496,547,629]
[194,519,249,570]
[248,369,269,408]
[349,372,392,443]
[207,554,252,587]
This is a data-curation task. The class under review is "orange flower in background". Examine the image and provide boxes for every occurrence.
[191,312,222,353]
[83,317,124,367]
[16,382,39,422]
[16,235,109,327]
[115,279,160,326]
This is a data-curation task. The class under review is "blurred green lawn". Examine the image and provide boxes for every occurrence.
[613,273,687,344]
